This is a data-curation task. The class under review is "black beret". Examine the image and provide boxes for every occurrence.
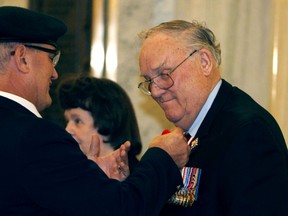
[0,6,67,47]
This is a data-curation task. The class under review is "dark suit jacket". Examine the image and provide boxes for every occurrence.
[0,96,182,216]
[160,79,288,216]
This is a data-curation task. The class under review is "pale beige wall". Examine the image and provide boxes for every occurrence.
[270,0,288,145]
[0,0,27,7]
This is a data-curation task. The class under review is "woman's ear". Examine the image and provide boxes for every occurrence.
[14,45,30,73]
[199,48,213,76]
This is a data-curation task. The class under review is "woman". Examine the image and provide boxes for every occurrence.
[57,76,142,172]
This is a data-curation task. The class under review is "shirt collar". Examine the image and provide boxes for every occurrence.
[187,80,222,137]
[0,91,42,118]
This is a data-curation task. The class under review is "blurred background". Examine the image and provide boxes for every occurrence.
[1,0,287,155]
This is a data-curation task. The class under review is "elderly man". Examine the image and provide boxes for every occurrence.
[138,20,288,216]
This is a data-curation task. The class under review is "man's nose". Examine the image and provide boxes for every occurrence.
[150,82,166,98]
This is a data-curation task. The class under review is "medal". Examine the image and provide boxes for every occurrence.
[168,167,202,207]
[168,136,201,207]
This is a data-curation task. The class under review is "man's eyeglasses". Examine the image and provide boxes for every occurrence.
[138,49,198,95]
[10,44,61,67]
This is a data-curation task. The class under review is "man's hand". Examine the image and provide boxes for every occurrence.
[86,135,130,181]
[148,127,190,168]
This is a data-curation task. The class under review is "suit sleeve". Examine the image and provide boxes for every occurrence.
[20,121,182,216]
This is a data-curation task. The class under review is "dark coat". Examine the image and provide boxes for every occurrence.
[160,79,288,216]
[0,96,182,216]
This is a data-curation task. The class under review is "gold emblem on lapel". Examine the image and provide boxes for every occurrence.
[189,137,199,150]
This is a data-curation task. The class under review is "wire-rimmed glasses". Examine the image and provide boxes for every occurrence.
[138,50,198,95]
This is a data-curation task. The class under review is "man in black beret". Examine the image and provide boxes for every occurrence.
[0,6,190,216]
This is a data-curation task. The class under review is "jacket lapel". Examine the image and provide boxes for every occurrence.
[0,96,36,117]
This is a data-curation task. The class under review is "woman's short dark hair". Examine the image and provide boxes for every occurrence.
[57,76,142,157]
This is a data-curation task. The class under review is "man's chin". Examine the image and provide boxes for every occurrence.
[165,111,179,124]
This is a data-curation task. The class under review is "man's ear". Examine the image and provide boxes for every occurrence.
[199,48,213,76]
[14,45,30,73]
